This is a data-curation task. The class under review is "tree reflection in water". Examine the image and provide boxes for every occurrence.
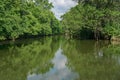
[0,36,120,80]
[27,47,79,80]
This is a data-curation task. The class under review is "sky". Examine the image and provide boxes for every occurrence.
[49,0,78,20]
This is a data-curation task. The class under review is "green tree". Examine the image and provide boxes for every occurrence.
[62,0,120,40]
[0,0,62,41]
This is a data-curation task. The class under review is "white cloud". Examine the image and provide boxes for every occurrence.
[49,0,78,20]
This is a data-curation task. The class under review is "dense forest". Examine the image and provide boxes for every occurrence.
[62,0,120,40]
[0,0,62,41]
[0,0,120,41]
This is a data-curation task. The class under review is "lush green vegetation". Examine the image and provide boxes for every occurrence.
[0,0,62,41]
[1,0,120,41]
[62,0,120,40]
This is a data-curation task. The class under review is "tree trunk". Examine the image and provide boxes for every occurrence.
[12,37,15,41]
[94,28,99,41]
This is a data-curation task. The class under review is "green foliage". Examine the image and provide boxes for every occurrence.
[62,0,120,40]
[0,0,62,40]
[51,19,63,35]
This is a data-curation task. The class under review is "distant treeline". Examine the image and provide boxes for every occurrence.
[0,0,63,41]
[62,0,120,40]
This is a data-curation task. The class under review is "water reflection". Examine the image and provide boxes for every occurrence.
[0,36,120,80]
[27,47,79,80]
[0,37,59,80]
[63,39,120,80]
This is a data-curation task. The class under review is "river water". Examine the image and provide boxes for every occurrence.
[0,36,120,80]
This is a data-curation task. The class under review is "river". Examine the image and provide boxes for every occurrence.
[0,36,120,80]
